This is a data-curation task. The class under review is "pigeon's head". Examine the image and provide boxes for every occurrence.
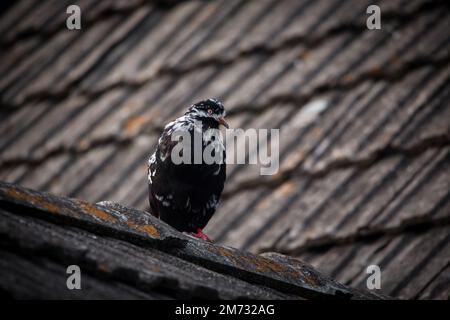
[186,98,229,128]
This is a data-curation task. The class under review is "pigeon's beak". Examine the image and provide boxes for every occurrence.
[218,117,229,128]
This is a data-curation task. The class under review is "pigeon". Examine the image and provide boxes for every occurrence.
[148,98,228,241]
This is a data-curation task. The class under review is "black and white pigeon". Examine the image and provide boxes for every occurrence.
[147,98,228,241]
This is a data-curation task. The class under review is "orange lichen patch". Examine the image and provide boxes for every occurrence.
[6,187,32,203]
[210,245,236,260]
[137,224,160,238]
[208,245,299,278]
[127,220,160,238]
[242,254,325,289]
[265,255,323,287]
[123,115,151,136]
[6,187,60,214]
[78,201,118,223]
[241,255,294,275]
[39,200,60,215]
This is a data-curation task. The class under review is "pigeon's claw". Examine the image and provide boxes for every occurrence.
[188,228,213,242]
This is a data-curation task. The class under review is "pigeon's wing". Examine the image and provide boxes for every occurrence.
[148,124,191,219]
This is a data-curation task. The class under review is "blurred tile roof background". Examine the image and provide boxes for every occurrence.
[1,0,449,299]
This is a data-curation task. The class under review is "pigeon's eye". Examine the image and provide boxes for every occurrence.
[207,109,213,115]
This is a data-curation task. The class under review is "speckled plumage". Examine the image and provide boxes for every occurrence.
[148,99,227,239]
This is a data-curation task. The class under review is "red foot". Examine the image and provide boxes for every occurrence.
[189,228,213,242]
